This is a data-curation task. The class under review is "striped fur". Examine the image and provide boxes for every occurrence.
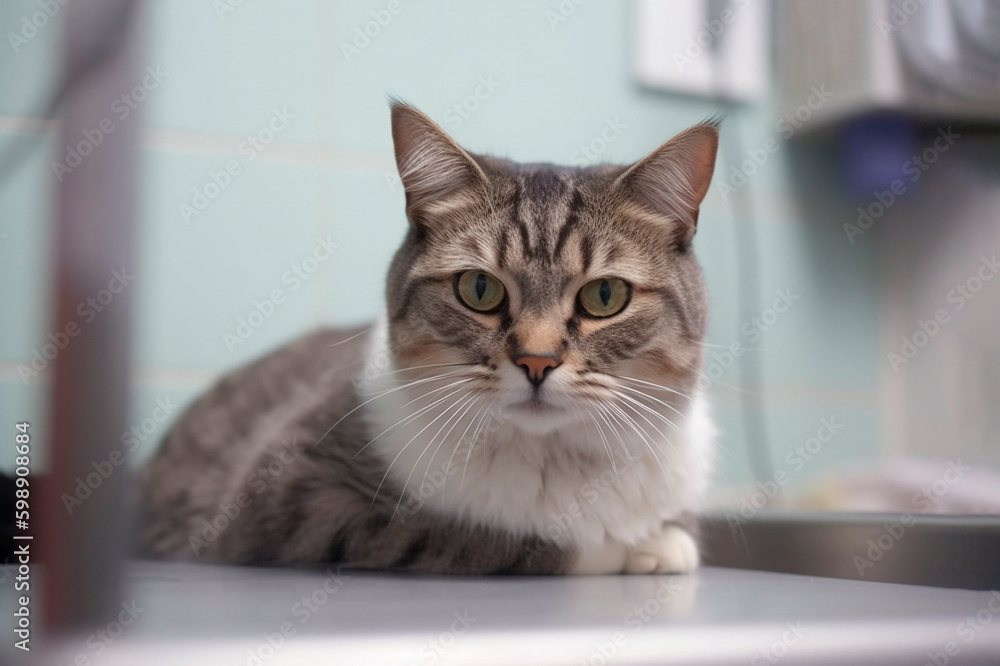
[138,103,719,574]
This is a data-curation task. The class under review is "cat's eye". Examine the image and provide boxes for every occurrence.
[577,278,630,318]
[455,271,506,313]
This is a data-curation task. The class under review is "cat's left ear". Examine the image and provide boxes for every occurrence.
[613,123,719,245]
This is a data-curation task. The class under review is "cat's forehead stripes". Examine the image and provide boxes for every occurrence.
[504,167,594,267]
[484,166,658,287]
[552,188,583,261]
[406,164,671,292]
[384,102,717,377]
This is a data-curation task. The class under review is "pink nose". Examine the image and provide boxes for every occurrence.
[515,355,560,387]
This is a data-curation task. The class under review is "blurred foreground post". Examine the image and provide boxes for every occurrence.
[41,0,143,631]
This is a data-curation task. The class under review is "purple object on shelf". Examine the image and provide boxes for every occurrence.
[840,116,917,202]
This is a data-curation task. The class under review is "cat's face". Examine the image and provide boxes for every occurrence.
[383,104,718,437]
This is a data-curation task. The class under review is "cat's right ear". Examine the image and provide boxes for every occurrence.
[390,101,488,227]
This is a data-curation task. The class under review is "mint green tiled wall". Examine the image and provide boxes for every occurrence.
[135,148,329,369]
[0,131,54,366]
[0,1,881,486]
[0,1,59,117]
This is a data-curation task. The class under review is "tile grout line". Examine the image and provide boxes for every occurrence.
[0,114,397,171]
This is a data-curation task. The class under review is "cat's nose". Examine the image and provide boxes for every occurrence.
[514,354,561,387]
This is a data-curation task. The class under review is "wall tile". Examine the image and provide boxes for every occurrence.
[135,147,328,370]
[0,131,54,367]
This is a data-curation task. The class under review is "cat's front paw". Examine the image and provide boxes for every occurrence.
[624,525,700,574]
[570,537,628,575]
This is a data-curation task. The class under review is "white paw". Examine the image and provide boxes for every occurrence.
[624,525,700,574]
[570,538,628,575]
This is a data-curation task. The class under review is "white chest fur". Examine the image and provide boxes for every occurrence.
[360,319,715,549]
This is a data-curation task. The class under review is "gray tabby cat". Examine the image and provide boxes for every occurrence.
[139,102,719,574]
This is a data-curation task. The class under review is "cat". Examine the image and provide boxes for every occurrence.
[138,101,719,575]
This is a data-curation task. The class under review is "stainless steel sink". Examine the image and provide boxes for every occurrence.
[701,510,1000,591]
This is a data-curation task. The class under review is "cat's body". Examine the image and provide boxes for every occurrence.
[140,326,571,572]
[139,103,719,574]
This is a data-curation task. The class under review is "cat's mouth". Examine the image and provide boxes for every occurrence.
[502,395,580,434]
[506,396,564,415]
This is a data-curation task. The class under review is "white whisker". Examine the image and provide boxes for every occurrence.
[615,384,691,424]
[326,326,374,347]
[598,403,648,499]
[354,385,470,459]
[584,408,620,485]
[617,390,752,475]
[309,370,462,453]
[612,393,670,444]
[613,374,692,401]
[437,392,486,505]
[392,391,477,520]
[461,399,497,490]
[372,387,472,510]
[613,390,684,435]
[365,361,473,380]
[607,401,672,494]
[398,378,474,408]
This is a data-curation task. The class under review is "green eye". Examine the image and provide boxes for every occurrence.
[455,271,506,312]
[578,278,630,318]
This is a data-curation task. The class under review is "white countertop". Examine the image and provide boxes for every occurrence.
[6,561,1000,665]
